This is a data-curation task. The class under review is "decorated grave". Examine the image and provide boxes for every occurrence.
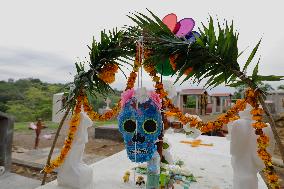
[36,134,269,189]
[40,10,283,189]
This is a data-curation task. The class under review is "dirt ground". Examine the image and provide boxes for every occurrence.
[11,163,57,183]
[12,127,125,156]
[11,126,125,182]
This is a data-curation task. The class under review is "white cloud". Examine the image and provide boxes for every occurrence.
[0,47,75,83]
[0,0,283,90]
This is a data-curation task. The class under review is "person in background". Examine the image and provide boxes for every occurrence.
[34,118,44,149]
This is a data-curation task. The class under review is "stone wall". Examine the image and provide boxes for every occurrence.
[0,112,14,172]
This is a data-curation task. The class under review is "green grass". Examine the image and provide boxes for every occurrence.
[14,121,59,132]
[94,119,118,127]
[14,119,118,132]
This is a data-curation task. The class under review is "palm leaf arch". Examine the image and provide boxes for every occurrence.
[41,10,284,186]
[64,9,284,163]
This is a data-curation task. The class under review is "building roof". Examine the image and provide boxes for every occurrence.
[211,93,232,97]
[180,88,207,95]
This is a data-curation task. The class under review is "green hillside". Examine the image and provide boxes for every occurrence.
[0,78,121,122]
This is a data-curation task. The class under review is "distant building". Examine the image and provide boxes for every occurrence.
[176,89,209,115]
[176,89,232,115]
[210,93,232,114]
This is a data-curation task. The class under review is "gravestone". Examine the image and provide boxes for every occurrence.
[94,125,123,142]
[0,112,14,173]
[52,93,66,123]
[98,98,112,114]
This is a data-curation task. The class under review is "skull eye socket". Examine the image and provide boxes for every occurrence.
[143,119,157,134]
[123,119,136,133]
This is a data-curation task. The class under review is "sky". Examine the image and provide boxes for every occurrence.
[0,0,283,93]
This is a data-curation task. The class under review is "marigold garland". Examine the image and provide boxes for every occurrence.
[43,46,280,188]
[246,89,280,189]
[43,93,84,173]
[83,96,121,121]
[83,44,141,121]
[169,54,193,75]
[42,55,140,174]
[42,57,140,173]
[143,62,279,188]
[144,63,246,133]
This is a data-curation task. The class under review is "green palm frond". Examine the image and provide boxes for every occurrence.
[89,28,135,70]
[128,10,283,89]
[64,10,283,110]
[243,39,261,72]
[127,11,241,87]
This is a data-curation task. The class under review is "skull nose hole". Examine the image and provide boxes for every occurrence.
[132,133,145,143]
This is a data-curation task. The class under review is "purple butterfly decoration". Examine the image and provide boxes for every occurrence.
[162,13,200,43]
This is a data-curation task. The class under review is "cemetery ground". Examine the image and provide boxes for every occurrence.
[11,119,124,182]
[10,115,284,187]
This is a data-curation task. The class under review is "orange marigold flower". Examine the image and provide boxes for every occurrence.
[235,99,246,109]
[98,63,118,84]
[143,49,152,59]
[143,64,155,73]
[266,174,279,182]
[229,116,240,122]
[184,67,193,75]
[252,121,267,129]
[257,135,269,144]
[207,122,214,130]
[252,115,262,121]
[245,89,258,98]
[190,119,199,127]
[153,76,160,82]
[214,120,223,128]
[169,54,178,70]
[251,108,264,115]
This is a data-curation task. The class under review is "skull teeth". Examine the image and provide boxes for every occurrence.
[129,148,148,154]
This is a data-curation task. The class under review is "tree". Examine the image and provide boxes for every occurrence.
[233,83,274,99]
[88,89,122,111]
[278,85,284,90]
[6,102,35,121]
[0,102,8,112]
[1,78,64,121]
[233,85,246,99]
[258,83,274,92]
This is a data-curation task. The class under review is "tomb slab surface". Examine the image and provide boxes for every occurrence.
[0,172,40,189]
[36,134,268,189]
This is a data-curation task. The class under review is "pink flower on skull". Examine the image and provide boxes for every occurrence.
[149,91,162,110]
[120,88,135,107]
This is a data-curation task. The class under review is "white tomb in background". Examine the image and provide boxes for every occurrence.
[52,93,64,123]
[52,93,68,123]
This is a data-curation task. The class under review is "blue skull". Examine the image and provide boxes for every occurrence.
[118,97,162,163]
